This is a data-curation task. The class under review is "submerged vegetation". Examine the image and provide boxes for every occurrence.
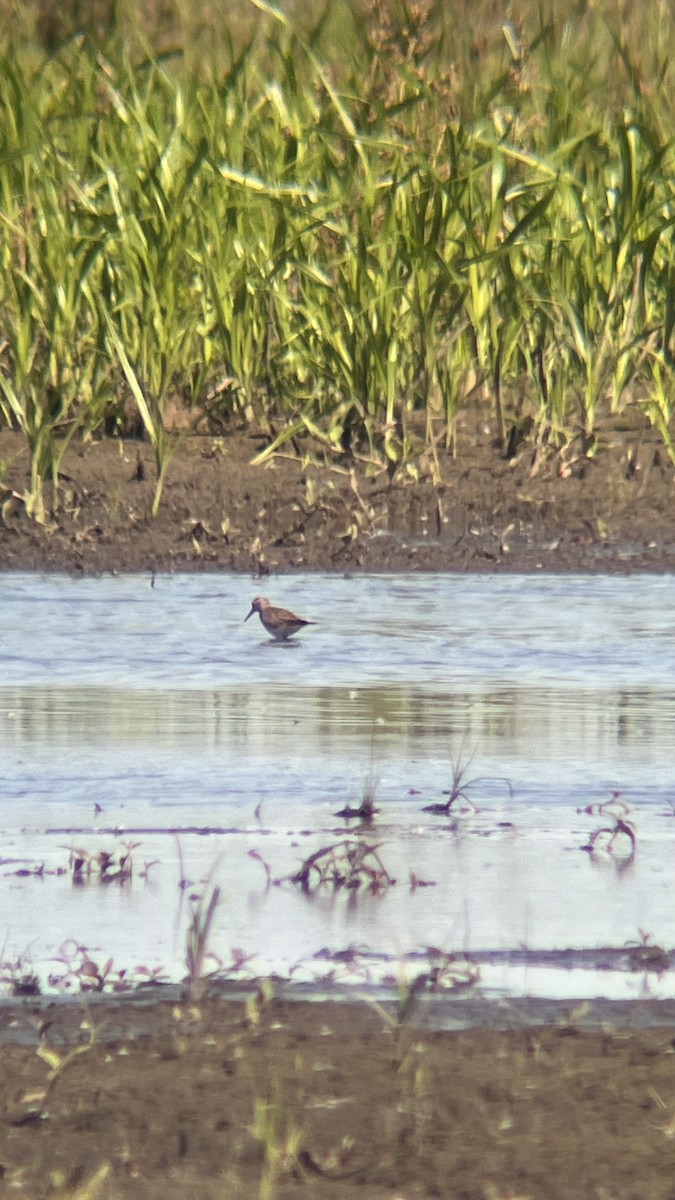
[1,0,675,517]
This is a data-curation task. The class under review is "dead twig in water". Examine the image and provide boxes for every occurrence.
[284,840,396,896]
[422,742,512,815]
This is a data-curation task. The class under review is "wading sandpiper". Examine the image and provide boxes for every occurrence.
[244,596,316,641]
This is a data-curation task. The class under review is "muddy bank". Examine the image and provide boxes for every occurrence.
[1,410,674,575]
[1,992,674,1198]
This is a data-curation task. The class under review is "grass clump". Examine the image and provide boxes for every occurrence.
[2,0,675,514]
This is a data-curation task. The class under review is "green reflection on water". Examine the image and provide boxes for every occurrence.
[1,684,673,760]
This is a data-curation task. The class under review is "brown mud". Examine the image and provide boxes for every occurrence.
[1,407,674,576]
[2,414,674,1196]
[1,993,675,1198]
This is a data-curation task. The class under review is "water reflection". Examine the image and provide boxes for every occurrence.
[2,682,675,763]
[2,571,675,1000]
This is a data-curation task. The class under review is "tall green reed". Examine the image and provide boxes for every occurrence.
[1,0,675,512]
[0,47,112,518]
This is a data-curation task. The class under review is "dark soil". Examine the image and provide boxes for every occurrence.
[1,993,675,1199]
[1,407,674,575]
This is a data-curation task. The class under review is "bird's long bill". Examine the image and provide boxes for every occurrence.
[244,605,255,622]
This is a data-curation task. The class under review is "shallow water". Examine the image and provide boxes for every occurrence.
[1,571,675,1002]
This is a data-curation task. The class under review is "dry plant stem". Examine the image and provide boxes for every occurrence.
[288,840,396,895]
[422,742,513,813]
[185,884,221,998]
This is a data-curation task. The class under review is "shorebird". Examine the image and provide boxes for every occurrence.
[244,596,316,641]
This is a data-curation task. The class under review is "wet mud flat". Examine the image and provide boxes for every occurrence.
[2,989,675,1199]
[2,414,675,576]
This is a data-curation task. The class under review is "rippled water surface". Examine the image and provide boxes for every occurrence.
[1,571,675,1002]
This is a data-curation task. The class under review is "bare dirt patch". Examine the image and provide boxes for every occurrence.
[1,408,674,576]
[1,994,674,1198]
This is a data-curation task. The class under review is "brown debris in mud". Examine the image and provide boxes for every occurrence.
[1,407,674,576]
